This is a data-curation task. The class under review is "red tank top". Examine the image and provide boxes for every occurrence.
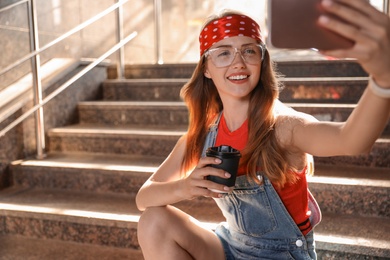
[214,114,312,235]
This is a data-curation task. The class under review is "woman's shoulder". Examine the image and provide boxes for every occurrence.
[273,100,318,147]
[274,100,318,122]
[176,134,188,152]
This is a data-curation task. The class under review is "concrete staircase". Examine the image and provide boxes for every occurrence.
[0,60,389,259]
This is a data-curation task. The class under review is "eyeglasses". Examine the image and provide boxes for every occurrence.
[204,43,266,68]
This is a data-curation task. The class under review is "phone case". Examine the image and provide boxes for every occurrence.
[267,0,354,50]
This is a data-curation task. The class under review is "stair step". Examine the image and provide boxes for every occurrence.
[313,138,390,168]
[308,173,390,218]
[123,64,196,79]
[314,214,390,259]
[10,152,162,195]
[47,125,185,157]
[78,101,188,127]
[10,154,390,217]
[279,77,367,103]
[0,187,388,259]
[102,78,187,101]
[47,125,390,167]
[102,77,368,103]
[76,101,390,136]
[275,60,367,78]
[116,60,366,79]
[0,188,141,249]
[0,234,143,260]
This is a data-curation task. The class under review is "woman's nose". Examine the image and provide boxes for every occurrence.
[231,51,246,68]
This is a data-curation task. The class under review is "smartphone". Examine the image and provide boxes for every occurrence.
[267,0,354,50]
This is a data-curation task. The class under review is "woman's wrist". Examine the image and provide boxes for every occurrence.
[368,76,390,99]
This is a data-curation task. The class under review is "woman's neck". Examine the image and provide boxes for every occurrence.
[222,102,248,132]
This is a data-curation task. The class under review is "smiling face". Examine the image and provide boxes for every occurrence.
[204,36,262,103]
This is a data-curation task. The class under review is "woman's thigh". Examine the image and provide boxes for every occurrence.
[138,205,225,260]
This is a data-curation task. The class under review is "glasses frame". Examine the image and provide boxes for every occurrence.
[204,43,266,68]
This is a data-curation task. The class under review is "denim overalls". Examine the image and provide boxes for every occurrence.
[202,114,321,260]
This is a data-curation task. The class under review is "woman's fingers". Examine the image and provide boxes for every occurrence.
[319,0,380,42]
[186,157,233,198]
[187,173,231,198]
[318,0,390,84]
[319,0,390,45]
[195,156,221,171]
[193,179,232,198]
[330,0,384,24]
[322,0,378,27]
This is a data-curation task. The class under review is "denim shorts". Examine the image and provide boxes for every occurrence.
[213,175,318,260]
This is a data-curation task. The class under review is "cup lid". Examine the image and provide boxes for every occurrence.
[206,145,241,157]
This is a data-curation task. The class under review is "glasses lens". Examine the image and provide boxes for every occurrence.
[241,44,263,64]
[208,47,235,67]
[206,44,264,68]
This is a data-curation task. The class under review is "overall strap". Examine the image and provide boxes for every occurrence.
[201,112,222,157]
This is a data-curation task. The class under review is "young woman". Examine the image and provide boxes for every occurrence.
[136,0,390,259]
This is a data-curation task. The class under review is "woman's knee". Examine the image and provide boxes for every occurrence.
[137,206,173,243]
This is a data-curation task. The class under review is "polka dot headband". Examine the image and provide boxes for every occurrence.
[199,14,263,57]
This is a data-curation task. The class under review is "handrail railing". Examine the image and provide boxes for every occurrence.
[0,32,137,139]
[154,0,163,64]
[27,0,44,159]
[0,0,137,159]
[116,0,125,78]
[0,0,28,13]
[0,0,129,77]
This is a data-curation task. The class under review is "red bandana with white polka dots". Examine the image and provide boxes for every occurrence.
[199,14,263,57]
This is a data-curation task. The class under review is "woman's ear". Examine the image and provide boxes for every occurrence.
[204,69,211,79]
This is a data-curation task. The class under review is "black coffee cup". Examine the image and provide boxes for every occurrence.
[206,145,241,187]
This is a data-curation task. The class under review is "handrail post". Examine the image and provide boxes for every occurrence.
[116,0,125,78]
[384,0,389,15]
[27,0,46,159]
[154,0,163,64]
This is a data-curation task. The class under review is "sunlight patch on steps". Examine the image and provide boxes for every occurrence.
[50,128,186,136]
[308,176,390,187]
[17,159,158,172]
[0,203,140,222]
[315,234,389,249]
[0,202,219,230]
[80,101,186,107]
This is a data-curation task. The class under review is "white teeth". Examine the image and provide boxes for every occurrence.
[228,75,248,80]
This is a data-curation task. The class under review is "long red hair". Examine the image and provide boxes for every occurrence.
[180,10,300,188]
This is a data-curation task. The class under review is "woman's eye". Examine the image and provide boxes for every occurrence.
[217,50,231,57]
[243,48,257,55]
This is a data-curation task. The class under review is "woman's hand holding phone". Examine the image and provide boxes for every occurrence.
[318,0,390,87]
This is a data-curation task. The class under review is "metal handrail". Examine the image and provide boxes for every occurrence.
[116,0,125,78]
[154,0,163,64]
[0,32,137,138]
[27,0,44,159]
[0,0,129,77]
[0,0,28,13]
[0,0,136,159]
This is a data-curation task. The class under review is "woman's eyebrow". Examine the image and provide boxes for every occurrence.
[211,44,232,49]
[212,43,255,49]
